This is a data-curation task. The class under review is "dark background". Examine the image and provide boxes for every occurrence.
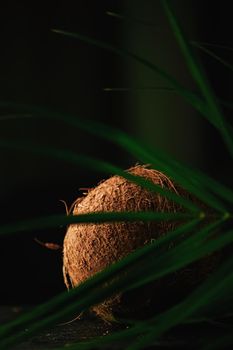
[0,1,232,304]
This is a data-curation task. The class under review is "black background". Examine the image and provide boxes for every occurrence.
[0,1,232,304]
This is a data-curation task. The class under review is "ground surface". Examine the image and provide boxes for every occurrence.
[1,306,232,349]
[0,306,130,350]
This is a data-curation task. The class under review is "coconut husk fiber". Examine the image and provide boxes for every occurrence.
[63,164,218,322]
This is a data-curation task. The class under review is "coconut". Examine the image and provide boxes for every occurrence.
[63,165,217,322]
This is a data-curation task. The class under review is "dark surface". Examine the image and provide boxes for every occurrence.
[1,306,233,350]
[0,306,126,350]
[0,306,179,350]
[14,320,118,350]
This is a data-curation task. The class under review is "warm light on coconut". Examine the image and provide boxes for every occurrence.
[63,165,218,322]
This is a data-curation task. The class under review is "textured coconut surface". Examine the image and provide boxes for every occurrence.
[62,165,217,322]
[63,165,182,321]
[63,166,178,288]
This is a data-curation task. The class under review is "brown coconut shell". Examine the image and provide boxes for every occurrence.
[63,165,218,322]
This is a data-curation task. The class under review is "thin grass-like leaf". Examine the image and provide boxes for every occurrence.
[125,219,224,293]
[2,219,232,349]
[126,254,233,350]
[161,0,233,157]
[191,42,233,52]
[151,145,233,207]
[105,10,157,27]
[0,101,231,211]
[51,29,214,124]
[0,220,199,332]
[0,138,198,212]
[51,28,233,150]
[14,240,233,350]
[192,41,233,72]
[0,220,199,347]
[0,3,231,349]
[118,137,228,212]
[0,211,191,237]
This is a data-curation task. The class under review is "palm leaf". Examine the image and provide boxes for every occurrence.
[191,41,233,72]
[0,138,198,213]
[51,28,233,154]
[161,0,233,157]
[0,101,231,211]
[0,211,191,238]
[0,2,232,350]
[1,214,231,349]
